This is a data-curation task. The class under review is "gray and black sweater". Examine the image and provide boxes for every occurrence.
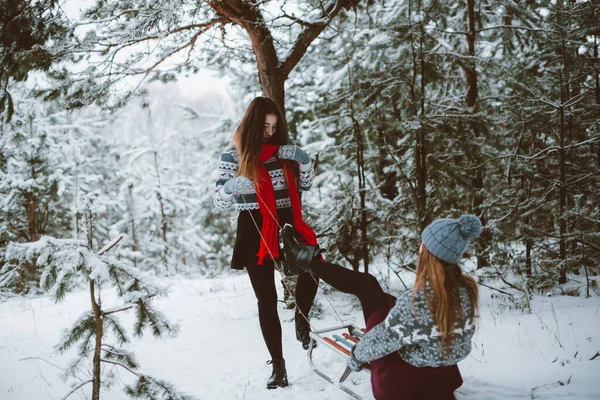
[213,145,315,211]
[354,284,476,368]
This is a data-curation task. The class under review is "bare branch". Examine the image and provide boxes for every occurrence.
[517,137,600,161]
[477,281,516,297]
[102,294,158,316]
[208,0,280,80]
[76,10,140,27]
[563,92,588,108]
[134,29,205,76]
[91,19,226,54]
[60,380,93,400]
[478,25,556,33]
[98,234,125,255]
[19,356,65,371]
[101,358,141,376]
[280,0,360,79]
[102,304,135,316]
[276,4,316,28]
[565,170,600,188]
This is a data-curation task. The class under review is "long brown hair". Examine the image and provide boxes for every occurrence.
[234,97,290,182]
[413,244,479,349]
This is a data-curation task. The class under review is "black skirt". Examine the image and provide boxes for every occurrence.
[231,207,294,270]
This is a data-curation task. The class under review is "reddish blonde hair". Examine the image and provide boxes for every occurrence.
[413,244,479,349]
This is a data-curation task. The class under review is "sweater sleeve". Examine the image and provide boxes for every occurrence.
[353,291,431,363]
[213,148,237,211]
[298,160,315,191]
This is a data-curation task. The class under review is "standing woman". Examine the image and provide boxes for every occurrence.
[213,97,320,389]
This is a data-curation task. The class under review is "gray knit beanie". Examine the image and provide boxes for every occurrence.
[421,214,482,264]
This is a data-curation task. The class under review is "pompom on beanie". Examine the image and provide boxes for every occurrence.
[421,214,482,264]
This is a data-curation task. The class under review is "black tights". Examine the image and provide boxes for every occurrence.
[308,260,396,323]
[246,264,319,360]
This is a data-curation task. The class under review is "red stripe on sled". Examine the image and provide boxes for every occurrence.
[342,333,360,344]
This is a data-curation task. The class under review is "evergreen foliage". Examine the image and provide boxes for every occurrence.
[0,0,70,121]
[2,195,192,399]
[286,0,600,295]
[1,0,599,303]
[0,87,115,292]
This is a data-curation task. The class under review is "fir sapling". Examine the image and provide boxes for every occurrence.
[5,195,196,400]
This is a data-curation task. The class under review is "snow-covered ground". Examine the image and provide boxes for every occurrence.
[1,272,599,400]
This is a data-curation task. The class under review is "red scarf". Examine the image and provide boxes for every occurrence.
[255,144,319,265]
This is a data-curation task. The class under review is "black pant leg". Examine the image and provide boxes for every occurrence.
[308,259,394,322]
[246,264,283,360]
[295,272,319,319]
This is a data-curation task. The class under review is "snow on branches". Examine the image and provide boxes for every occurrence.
[1,197,193,400]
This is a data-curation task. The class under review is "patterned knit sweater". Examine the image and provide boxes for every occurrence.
[213,145,315,211]
[354,284,476,368]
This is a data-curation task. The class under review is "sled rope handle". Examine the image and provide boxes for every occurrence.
[239,166,346,328]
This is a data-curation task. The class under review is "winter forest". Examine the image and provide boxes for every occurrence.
[1,0,600,399]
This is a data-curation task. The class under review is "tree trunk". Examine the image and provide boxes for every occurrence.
[86,209,103,400]
[502,4,515,56]
[259,70,286,114]
[465,0,478,109]
[413,0,429,232]
[153,151,169,270]
[596,36,600,107]
[349,100,369,273]
[466,0,488,269]
[26,115,39,242]
[558,71,567,285]
[73,156,79,239]
[27,196,38,242]
[595,36,600,165]
[525,236,532,278]
[90,279,103,400]
[208,0,360,115]
[415,131,428,232]
[127,184,138,268]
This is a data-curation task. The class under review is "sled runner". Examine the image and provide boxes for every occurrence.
[307,323,371,400]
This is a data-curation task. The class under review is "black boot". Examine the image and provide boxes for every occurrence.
[295,309,316,350]
[266,359,288,389]
[280,224,320,274]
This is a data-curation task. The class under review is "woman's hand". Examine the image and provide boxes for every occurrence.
[347,346,365,372]
[277,144,310,165]
[222,176,254,195]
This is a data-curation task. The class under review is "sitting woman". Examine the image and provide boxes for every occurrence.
[282,214,481,400]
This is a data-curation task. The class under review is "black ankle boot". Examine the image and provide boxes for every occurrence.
[266,359,288,389]
[280,224,320,274]
[295,310,316,350]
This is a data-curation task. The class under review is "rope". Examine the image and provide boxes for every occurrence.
[236,162,346,330]
[252,189,346,326]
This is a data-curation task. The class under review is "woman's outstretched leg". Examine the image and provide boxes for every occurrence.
[308,259,395,322]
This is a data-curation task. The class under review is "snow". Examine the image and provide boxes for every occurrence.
[1,272,599,400]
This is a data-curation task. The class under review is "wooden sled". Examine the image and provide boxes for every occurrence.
[307,323,371,400]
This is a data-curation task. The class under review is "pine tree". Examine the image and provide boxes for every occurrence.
[501,0,600,290]
[47,0,363,117]
[110,93,236,274]
[0,85,116,292]
[0,0,70,121]
[286,0,600,295]
[3,194,194,400]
